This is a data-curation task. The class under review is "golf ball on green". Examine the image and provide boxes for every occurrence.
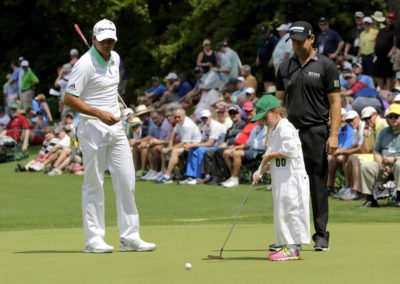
[185,263,192,270]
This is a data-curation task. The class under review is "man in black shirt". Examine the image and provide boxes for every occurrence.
[276,21,341,251]
[256,26,279,92]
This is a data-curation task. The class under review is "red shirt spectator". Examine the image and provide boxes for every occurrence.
[7,114,29,142]
[234,121,258,145]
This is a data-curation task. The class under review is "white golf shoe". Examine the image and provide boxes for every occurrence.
[120,238,156,252]
[84,239,114,253]
[222,177,239,188]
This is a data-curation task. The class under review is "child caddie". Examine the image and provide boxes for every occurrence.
[253,95,310,261]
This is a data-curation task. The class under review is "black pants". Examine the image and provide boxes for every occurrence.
[299,124,329,238]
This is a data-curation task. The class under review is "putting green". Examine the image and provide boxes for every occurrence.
[0,223,399,284]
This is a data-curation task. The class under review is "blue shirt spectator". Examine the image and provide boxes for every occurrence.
[145,82,167,100]
[148,116,172,140]
[338,123,354,149]
[173,80,192,98]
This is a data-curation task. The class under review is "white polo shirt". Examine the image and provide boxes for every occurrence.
[174,116,201,143]
[66,46,120,117]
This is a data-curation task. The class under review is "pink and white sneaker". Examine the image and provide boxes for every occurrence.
[268,246,300,261]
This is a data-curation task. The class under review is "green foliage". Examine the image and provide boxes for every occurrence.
[0,0,390,106]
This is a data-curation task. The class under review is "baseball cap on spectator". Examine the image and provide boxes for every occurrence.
[245,87,255,95]
[354,11,365,18]
[393,94,400,102]
[21,60,29,67]
[352,62,362,69]
[319,17,328,22]
[64,124,73,132]
[151,76,159,81]
[388,12,396,20]
[93,19,117,41]
[54,126,63,135]
[242,101,254,111]
[216,104,227,113]
[10,103,20,110]
[63,63,72,73]
[264,85,276,95]
[371,11,385,22]
[228,105,240,113]
[251,95,281,122]
[70,49,79,56]
[237,76,245,82]
[363,17,373,24]
[65,112,74,119]
[165,72,178,80]
[361,106,377,119]
[18,56,24,62]
[194,66,203,73]
[388,103,400,115]
[276,24,290,31]
[288,21,313,41]
[345,110,359,120]
[200,109,211,118]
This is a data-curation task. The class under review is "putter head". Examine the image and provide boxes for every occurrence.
[120,108,134,122]
[207,254,224,260]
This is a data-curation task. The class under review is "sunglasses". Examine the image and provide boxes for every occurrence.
[387,114,400,119]
[228,111,238,116]
[174,116,182,119]
[345,118,355,123]
[362,116,372,121]
[244,110,253,113]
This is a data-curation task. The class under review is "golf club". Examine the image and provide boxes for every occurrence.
[73,23,134,122]
[208,182,255,260]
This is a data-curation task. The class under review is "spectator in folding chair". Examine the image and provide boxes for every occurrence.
[201,105,247,184]
[360,104,400,207]
[140,111,173,180]
[179,109,226,185]
[326,108,355,195]
[156,108,201,184]
[341,106,388,201]
[221,116,268,188]
[333,110,366,199]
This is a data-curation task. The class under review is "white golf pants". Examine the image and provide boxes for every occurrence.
[77,118,140,244]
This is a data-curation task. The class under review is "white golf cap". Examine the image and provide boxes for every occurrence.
[93,19,117,41]
[276,24,290,31]
[165,72,178,80]
[363,16,373,24]
[394,94,400,102]
[200,109,211,118]
[345,110,359,120]
[245,87,255,94]
[70,48,79,56]
[361,106,377,119]
[237,76,245,82]
[21,60,29,67]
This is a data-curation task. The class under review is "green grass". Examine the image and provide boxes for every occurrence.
[1,154,400,283]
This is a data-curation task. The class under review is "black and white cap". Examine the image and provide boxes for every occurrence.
[288,21,313,41]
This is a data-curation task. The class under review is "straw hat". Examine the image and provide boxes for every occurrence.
[128,117,143,127]
[371,11,385,22]
[135,105,150,116]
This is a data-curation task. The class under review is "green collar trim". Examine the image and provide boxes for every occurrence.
[90,46,114,67]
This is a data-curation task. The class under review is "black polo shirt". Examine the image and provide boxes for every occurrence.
[276,52,340,129]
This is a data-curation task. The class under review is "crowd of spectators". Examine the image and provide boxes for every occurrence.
[1,11,400,206]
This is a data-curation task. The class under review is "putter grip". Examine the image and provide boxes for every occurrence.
[74,24,90,49]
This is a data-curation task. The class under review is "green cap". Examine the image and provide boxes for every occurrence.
[10,103,20,110]
[251,95,281,122]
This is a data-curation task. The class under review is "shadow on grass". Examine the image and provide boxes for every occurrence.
[15,250,83,254]
[203,256,267,261]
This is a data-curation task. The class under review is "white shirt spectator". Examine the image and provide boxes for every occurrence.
[352,121,365,146]
[58,133,71,149]
[0,113,11,129]
[174,116,202,143]
[201,119,227,146]
[272,33,293,65]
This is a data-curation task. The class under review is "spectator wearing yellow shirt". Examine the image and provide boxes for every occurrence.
[358,17,378,75]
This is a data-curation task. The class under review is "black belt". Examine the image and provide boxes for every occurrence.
[361,54,374,57]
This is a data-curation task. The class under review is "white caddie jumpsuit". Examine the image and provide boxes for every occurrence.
[66,46,140,245]
[267,118,310,246]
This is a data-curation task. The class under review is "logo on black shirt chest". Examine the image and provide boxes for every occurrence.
[307,71,320,79]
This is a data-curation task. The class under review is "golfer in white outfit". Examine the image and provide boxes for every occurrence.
[64,19,156,253]
[253,95,310,261]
